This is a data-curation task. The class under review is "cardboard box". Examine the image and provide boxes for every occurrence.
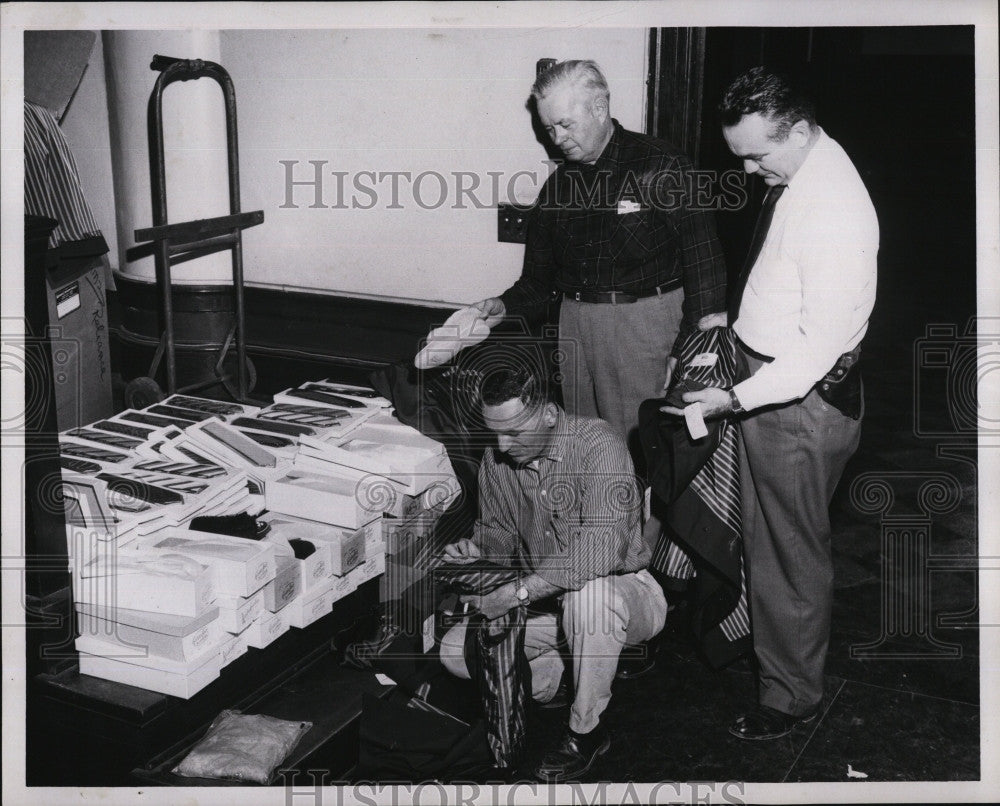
[150,530,276,597]
[44,260,113,431]
[262,555,302,613]
[285,578,336,629]
[213,590,264,634]
[75,602,222,663]
[265,469,386,528]
[244,610,287,650]
[76,636,222,699]
[75,550,214,618]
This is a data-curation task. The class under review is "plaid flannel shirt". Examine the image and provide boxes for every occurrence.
[500,121,728,357]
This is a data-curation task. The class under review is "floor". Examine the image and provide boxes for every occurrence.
[397,204,983,785]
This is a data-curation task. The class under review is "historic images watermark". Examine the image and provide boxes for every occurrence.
[279,776,747,806]
[277,162,751,213]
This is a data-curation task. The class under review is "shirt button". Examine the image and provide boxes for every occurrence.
[540,489,547,496]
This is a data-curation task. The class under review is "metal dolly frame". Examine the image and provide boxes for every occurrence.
[128,54,263,407]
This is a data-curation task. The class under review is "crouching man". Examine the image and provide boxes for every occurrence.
[439,365,667,782]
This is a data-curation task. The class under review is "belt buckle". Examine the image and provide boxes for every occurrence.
[574,291,582,301]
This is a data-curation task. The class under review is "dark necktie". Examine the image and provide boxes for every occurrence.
[729,183,787,323]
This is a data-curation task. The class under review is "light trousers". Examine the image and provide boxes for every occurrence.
[440,569,667,734]
[558,290,683,468]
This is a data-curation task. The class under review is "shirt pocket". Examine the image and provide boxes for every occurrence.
[609,208,657,264]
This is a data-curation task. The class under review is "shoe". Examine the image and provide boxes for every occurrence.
[539,678,570,710]
[728,705,819,741]
[534,723,611,782]
[615,641,655,680]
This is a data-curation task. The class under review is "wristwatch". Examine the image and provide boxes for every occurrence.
[728,388,745,415]
[514,585,530,606]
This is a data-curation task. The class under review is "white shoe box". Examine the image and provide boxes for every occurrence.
[260,514,335,590]
[218,628,250,667]
[285,577,336,629]
[244,610,287,650]
[149,529,277,597]
[76,635,223,699]
[383,511,436,555]
[74,551,215,618]
[75,602,222,663]
[346,552,385,589]
[266,469,388,528]
[262,554,302,613]
[213,589,265,634]
[329,570,357,606]
[290,456,410,518]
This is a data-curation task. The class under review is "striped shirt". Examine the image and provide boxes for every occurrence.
[24,101,107,254]
[500,121,728,357]
[473,411,649,591]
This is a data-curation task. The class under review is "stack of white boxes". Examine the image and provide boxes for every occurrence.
[59,382,459,698]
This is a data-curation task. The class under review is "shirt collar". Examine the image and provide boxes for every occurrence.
[588,119,623,172]
[785,127,829,193]
[535,408,568,464]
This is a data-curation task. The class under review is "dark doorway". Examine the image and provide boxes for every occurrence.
[694,26,977,330]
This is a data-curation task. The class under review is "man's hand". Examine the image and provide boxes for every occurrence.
[698,311,728,331]
[661,355,678,394]
[470,297,506,329]
[461,585,515,620]
[660,386,732,419]
[442,538,482,565]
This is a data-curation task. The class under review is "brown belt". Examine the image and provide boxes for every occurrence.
[564,277,682,304]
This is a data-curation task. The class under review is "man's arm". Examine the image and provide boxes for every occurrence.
[465,448,518,562]
[462,572,563,620]
[532,430,642,592]
[497,196,558,314]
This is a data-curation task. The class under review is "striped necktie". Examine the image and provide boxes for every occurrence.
[729,183,787,323]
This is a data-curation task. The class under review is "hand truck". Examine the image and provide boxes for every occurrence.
[126,54,263,408]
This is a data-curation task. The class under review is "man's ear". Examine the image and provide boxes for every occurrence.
[789,118,811,147]
[591,95,610,123]
[541,402,559,428]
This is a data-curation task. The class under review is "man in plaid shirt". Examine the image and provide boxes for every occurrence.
[472,60,728,464]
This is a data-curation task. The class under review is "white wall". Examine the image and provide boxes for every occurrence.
[220,28,648,305]
[52,28,649,304]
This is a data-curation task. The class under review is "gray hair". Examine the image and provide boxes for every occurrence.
[531,60,610,107]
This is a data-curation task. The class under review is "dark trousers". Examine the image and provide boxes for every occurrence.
[738,351,862,716]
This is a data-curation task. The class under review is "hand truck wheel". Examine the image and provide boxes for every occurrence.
[124,376,165,409]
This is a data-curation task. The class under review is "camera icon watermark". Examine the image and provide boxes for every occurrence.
[912,316,1000,440]
[1,318,84,445]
